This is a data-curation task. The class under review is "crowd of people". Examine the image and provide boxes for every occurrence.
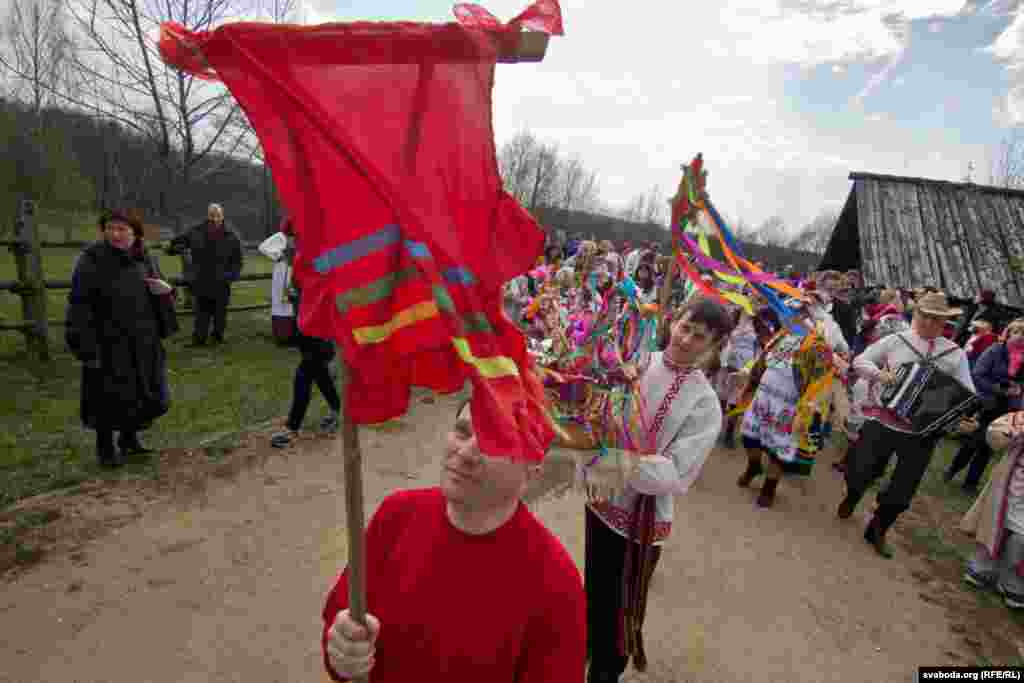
[64,215,1024,681]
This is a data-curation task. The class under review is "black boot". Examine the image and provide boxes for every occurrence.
[945,444,974,483]
[737,456,763,487]
[118,430,154,456]
[722,418,737,448]
[864,506,899,559]
[837,489,863,519]
[756,478,779,508]
[587,670,621,683]
[96,430,122,468]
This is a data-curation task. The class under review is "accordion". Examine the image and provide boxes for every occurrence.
[879,362,978,435]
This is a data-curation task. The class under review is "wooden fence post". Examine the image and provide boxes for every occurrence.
[13,199,50,362]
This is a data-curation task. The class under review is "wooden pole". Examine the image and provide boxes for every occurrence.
[338,360,369,683]
[328,31,553,683]
[12,199,50,362]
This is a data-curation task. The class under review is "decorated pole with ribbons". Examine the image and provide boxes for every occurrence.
[158,3,564,681]
[668,153,811,337]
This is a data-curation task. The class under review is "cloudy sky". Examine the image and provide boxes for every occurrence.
[263,0,1024,233]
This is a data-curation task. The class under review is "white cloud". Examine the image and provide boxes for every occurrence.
[226,0,989,235]
[982,4,1024,124]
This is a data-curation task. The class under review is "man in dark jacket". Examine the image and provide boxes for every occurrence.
[169,203,244,346]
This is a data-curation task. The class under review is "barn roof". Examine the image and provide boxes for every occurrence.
[819,171,1024,306]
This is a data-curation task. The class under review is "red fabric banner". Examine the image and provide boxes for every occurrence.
[159,1,563,461]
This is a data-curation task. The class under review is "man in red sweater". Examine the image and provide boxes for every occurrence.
[321,398,586,682]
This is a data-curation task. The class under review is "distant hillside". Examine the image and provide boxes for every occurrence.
[534,207,822,274]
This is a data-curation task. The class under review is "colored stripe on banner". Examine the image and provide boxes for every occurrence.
[443,267,477,286]
[404,240,431,259]
[314,224,401,274]
[353,300,439,344]
[451,337,519,379]
[430,284,494,334]
[335,267,419,313]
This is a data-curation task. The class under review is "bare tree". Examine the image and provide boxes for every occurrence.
[56,0,259,221]
[527,142,560,211]
[988,128,1024,190]
[642,184,664,224]
[620,193,646,223]
[787,209,838,255]
[498,129,540,206]
[0,0,75,125]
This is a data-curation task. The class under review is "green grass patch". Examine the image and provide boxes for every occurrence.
[0,206,318,512]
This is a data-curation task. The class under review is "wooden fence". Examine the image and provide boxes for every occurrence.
[0,199,272,362]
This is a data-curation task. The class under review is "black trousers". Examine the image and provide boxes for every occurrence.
[96,425,141,450]
[948,408,1004,488]
[193,286,231,341]
[845,420,940,518]
[286,335,341,431]
[585,507,662,682]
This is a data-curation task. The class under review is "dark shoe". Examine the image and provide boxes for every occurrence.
[737,459,763,487]
[319,412,340,433]
[97,447,123,468]
[864,517,894,559]
[963,567,995,591]
[837,493,860,519]
[756,478,779,508]
[962,483,980,496]
[1000,585,1024,609]
[118,434,154,456]
[271,429,297,448]
[586,670,621,683]
[211,335,224,345]
[943,468,956,483]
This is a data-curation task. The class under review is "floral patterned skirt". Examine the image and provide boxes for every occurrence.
[740,365,821,476]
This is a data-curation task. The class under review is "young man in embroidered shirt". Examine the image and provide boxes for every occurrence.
[321,399,586,683]
[838,292,977,558]
[586,298,733,683]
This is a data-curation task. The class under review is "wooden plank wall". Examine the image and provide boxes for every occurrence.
[856,176,1024,304]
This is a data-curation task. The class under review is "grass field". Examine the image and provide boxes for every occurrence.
[0,206,314,512]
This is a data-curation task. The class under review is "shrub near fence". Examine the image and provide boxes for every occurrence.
[0,199,274,361]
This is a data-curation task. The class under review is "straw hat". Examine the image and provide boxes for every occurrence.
[915,292,962,318]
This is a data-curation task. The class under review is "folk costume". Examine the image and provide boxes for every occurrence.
[715,312,759,444]
[841,321,976,558]
[736,308,847,507]
[585,350,720,682]
[837,303,909,471]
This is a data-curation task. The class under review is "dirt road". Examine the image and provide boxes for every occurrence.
[0,392,978,682]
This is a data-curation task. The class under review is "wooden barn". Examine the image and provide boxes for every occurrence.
[819,172,1024,306]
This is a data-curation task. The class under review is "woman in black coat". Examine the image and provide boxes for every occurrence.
[65,210,176,466]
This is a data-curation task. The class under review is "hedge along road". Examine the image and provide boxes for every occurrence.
[0,390,972,683]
